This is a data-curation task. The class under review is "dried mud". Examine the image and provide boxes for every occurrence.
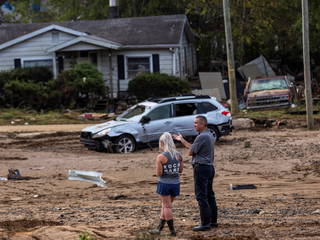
[0,126,319,240]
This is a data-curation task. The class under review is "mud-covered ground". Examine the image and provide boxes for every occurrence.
[0,125,319,240]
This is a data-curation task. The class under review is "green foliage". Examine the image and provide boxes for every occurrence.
[0,67,52,84]
[79,232,96,240]
[3,80,49,109]
[0,67,52,109]
[0,63,106,110]
[128,73,190,101]
[52,62,106,108]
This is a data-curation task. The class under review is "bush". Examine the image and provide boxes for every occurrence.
[3,80,49,109]
[0,67,52,83]
[0,67,53,109]
[0,63,106,110]
[128,73,191,100]
[52,62,106,108]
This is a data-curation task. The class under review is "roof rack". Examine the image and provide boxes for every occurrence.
[148,95,211,103]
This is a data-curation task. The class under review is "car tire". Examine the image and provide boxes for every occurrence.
[208,125,220,142]
[114,134,136,153]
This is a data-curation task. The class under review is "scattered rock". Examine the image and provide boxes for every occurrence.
[109,194,127,200]
[233,118,255,129]
[275,197,287,201]
[247,208,261,214]
[10,197,23,201]
[311,209,320,214]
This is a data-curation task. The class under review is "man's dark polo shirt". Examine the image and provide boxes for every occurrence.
[190,129,215,165]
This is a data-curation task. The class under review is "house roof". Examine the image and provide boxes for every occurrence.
[47,35,122,52]
[0,15,193,49]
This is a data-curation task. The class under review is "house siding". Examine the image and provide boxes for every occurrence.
[0,31,75,71]
[60,43,105,51]
[180,32,196,79]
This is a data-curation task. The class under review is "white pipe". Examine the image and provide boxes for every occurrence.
[172,50,176,76]
[109,0,117,7]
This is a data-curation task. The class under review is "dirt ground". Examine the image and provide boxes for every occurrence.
[0,124,319,240]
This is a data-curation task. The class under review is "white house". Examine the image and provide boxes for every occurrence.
[0,15,197,97]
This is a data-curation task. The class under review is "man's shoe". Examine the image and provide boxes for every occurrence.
[210,223,218,228]
[192,224,211,231]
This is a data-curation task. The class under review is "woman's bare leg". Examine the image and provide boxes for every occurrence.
[160,198,165,219]
[160,195,173,220]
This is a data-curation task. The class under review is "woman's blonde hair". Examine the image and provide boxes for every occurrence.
[159,132,179,159]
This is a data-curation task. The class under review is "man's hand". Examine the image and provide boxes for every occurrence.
[172,133,183,142]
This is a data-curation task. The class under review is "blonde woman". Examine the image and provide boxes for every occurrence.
[151,132,184,236]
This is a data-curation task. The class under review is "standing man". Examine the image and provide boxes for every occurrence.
[173,115,218,231]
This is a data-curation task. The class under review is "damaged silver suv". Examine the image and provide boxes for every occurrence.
[80,95,232,153]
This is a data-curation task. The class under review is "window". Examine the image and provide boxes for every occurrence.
[80,51,89,57]
[147,105,171,121]
[249,78,288,92]
[89,52,98,65]
[23,59,53,71]
[127,57,150,79]
[197,102,218,114]
[119,105,146,121]
[175,103,197,117]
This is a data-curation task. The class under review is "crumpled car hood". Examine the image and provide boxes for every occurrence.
[81,120,128,134]
[248,89,289,98]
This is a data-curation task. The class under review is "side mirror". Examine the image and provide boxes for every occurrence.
[140,116,151,124]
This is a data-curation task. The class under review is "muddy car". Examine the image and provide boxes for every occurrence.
[244,76,296,109]
[80,95,232,153]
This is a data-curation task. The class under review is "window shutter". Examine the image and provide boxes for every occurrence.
[57,56,64,73]
[152,54,160,73]
[14,58,21,68]
[117,55,125,80]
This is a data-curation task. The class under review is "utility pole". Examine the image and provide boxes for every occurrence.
[223,0,238,114]
[302,0,314,129]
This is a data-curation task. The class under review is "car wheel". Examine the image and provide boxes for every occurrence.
[114,135,136,153]
[208,126,220,142]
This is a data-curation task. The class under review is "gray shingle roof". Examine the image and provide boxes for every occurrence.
[0,15,190,46]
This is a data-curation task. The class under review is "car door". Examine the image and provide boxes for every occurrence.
[172,102,198,137]
[141,104,173,142]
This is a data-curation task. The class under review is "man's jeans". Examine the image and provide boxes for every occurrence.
[193,164,218,225]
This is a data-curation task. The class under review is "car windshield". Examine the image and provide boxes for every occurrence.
[117,104,148,122]
[249,78,288,92]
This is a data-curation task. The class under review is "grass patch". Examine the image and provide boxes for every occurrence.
[0,108,105,125]
[235,104,320,120]
[79,232,96,240]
